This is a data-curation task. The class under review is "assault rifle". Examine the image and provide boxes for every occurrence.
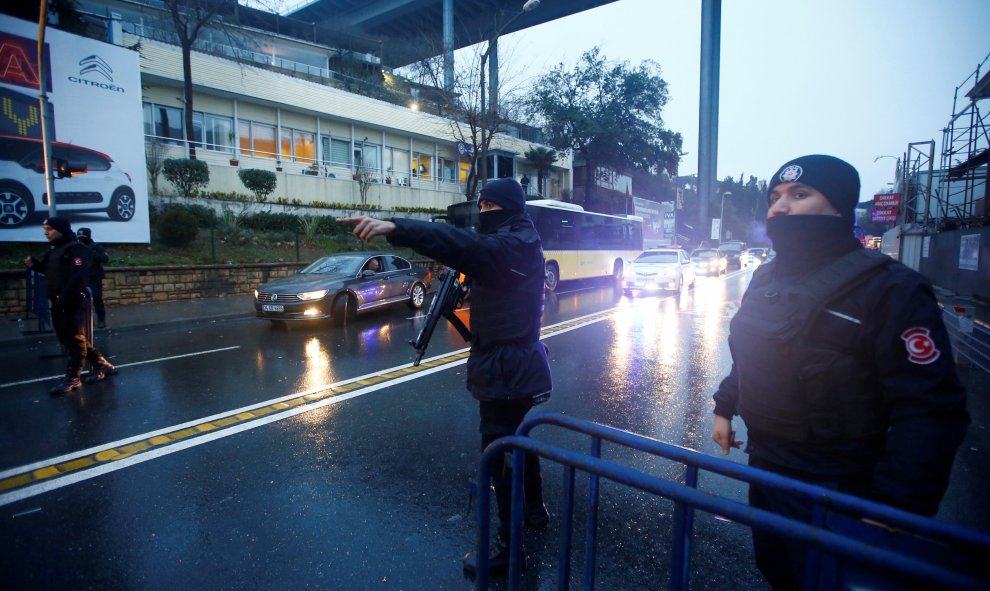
[409,270,471,366]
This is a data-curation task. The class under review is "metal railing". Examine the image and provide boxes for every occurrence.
[473,412,990,590]
[942,304,990,373]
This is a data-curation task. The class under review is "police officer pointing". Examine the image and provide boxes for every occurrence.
[710,155,968,589]
[339,178,552,579]
[24,217,117,395]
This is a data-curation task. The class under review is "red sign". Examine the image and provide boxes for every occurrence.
[872,193,900,223]
[0,32,51,91]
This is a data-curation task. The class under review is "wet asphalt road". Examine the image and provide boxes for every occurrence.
[0,268,985,591]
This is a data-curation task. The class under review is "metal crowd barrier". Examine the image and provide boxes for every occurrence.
[473,412,990,590]
[942,304,990,373]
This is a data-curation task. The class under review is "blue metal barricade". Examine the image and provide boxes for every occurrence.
[942,304,990,373]
[24,269,50,332]
[472,412,990,590]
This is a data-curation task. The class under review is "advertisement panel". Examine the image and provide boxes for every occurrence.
[633,197,674,248]
[872,192,900,224]
[0,16,149,242]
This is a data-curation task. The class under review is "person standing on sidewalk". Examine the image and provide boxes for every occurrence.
[76,227,109,328]
[339,178,552,579]
[23,217,117,395]
[710,155,969,589]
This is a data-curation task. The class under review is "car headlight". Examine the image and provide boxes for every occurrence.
[298,289,329,301]
[254,289,258,299]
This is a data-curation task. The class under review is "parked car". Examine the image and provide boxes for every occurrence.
[691,248,728,276]
[0,134,136,228]
[623,248,695,296]
[719,240,749,269]
[254,252,431,327]
[748,247,770,267]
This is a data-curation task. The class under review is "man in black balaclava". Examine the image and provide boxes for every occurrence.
[339,178,552,580]
[76,227,110,328]
[24,217,117,394]
[710,155,968,589]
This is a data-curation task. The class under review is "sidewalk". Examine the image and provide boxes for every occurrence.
[0,294,256,346]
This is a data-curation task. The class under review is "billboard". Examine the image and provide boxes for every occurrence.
[0,16,149,242]
[633,197,675,248]
[872,192,900,224]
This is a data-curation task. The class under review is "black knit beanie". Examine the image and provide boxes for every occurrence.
[479,178,526,213]
[43,216,72,236]
[766,155,860,224]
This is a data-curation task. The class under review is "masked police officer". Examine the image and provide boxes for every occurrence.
[76,227,109,328]
[710,155,968,589]
[24,217,117,394]
[339,178,552,578]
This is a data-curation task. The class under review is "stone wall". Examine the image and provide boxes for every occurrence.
[0,260,445,319]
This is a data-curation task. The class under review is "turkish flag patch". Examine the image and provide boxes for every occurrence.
[901,327,940,365]
[73,257,83,266]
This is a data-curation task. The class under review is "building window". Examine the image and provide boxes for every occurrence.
[440,158,456,183]
[251,123,277,159]
[144,102,184,145]
[412,152,432,179]
[384,147,408,182]
[325,137,351,167]
[192,112,234,154]
[355,142,381,173]
[293,130,315,163]
[238,120,251,155]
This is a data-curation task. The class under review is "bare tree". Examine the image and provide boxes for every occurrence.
[354,167,375,208]
[404,36,526,200]
[145,139,167,196]
[162,0,233,160]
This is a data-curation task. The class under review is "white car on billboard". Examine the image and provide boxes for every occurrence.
[0,134,136,228]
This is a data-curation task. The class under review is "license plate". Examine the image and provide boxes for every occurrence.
[262,304,284,312]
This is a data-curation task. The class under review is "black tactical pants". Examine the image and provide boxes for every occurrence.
[479,398,543,538]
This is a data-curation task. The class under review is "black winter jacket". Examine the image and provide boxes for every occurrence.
[29,235,92,309]
[713,253,968,516]
[387,215,552,403]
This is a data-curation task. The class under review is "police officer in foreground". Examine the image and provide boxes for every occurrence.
[24,217,117,395]
[339,178,552,579]
[76,227,109,328]
[710,155,969,589]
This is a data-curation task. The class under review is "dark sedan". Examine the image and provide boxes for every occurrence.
[254,252,431,326]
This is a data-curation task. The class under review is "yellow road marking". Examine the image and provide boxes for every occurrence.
[0,309,619,496]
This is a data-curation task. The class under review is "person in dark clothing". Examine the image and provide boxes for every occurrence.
[339,178,552,579]
[24,217,117,395]
[76,227,109,328]
[710,155,969,590]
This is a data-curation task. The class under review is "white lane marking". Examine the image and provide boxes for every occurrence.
[0,309,623,506]
[0,346,241,389]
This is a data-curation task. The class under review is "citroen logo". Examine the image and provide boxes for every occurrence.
[79,55,113,82]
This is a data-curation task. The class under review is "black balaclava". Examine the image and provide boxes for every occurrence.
[478,210,516,234]
[767,215,861,278]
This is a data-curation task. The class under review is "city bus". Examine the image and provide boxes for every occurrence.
[443,199,644,291]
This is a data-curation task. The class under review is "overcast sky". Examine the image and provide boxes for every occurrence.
[494,0,989,203]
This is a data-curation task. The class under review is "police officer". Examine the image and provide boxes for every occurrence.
[76,227,109,328]
[710,155,969,589]
[339,178,552,578]
[24,217,117,395]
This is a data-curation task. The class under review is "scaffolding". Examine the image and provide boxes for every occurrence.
[935,53,990,228]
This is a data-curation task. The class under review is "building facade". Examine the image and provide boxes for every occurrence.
[78,0,571,210]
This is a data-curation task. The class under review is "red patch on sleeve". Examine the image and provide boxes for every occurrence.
[901,327,940,365]
[73,257,83,266]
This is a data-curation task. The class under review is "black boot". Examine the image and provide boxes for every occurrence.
[50,376,81,395]
[85,359,117,383]
[463,534,525,580]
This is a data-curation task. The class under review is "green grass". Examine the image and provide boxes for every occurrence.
[0,228,410,269]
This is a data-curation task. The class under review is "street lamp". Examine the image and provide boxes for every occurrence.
[719,191,731,243]
[476,0,541,192]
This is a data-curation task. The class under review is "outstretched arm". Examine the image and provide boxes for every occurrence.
[337,216,396,242]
